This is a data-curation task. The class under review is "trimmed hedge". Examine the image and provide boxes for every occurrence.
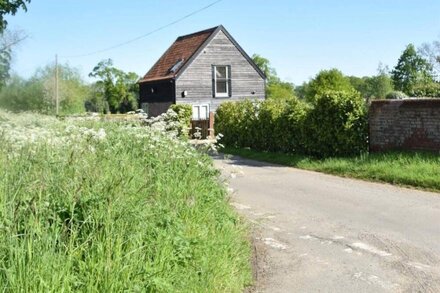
[215,91,368,158]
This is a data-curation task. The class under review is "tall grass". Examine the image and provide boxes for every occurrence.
[0,111,251,292]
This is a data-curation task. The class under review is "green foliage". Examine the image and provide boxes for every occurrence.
[348,74,394,100]
[251,53,276,82]
[385,91,408,100]
[391,44,435,94]
[0,75,47,112]
[88,59,139,113]
[408,82,440,97]
[0,0,30,32]
[216,90,367,157]
[267,81,296,100]
[304,69,355,103]
[170,104,192,127]
[0,112,251,292]
[0,63,89,114]
[169,104,192,136]
[222,147,440,192]
[252,54,297,100]
[302,90,368,157]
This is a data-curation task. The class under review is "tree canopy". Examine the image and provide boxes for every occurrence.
[0,0,30,32]
[88,59,139,113]
[304,69,355,102]
[391,44,434,94]
[252,53,296,100]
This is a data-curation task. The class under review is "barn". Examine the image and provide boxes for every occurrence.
[139,25,266,120]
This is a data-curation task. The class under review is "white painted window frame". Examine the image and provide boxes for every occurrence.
[192,104,210,121]
[213,65,230,98]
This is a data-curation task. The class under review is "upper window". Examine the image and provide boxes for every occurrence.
[213,65,231,98]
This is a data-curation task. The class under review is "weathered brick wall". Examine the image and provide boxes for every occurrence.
[369,99,440,152]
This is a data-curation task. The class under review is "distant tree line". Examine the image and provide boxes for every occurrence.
[253,36,440,102]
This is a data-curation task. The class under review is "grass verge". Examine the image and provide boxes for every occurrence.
[0,112,251,292]
[222,146,440,192]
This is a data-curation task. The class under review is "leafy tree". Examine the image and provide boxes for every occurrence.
[267,81,296,100]
[391,44,434,94]
[348,65,393,100]
[0,63,89,114]
[304,69,355,103]
[88,59,139,113]
[252,54,296,100]
[0,0,30,32]
[252,54,278,83]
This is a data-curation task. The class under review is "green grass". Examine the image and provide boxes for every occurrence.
[222,146,440,192]
[0,112,251,292]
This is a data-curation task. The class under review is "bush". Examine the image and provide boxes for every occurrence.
[302,90,368,157]
[408,82,440,97]
[170,104,192,127]
[385,91,408,99]
[216,91,368,157]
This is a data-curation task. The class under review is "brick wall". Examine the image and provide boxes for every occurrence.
[369,99,440,152]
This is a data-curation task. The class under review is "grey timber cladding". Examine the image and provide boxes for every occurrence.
[175,30,265,111]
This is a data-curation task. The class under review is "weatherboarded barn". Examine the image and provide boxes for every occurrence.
[139,25,266,119]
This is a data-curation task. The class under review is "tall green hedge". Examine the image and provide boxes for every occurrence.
[215,92,368,158]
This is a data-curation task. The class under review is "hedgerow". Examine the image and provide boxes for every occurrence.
[215,91,368,157]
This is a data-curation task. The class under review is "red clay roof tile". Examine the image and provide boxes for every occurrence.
[140,26,218,83]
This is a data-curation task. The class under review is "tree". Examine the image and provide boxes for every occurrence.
[391,44,434,94]
[252,54,296,100]
[304,69,355,103]
[419,38,440,81]
[0,29,27,87]
[0,0,30,32]
[348,65,394,100]
[0,63,90,113]
[252,54,278,83]
[88,59,140,113]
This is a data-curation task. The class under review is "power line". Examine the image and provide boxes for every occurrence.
[60,0,223,58]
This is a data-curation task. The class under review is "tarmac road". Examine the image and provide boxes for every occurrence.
[214,155,440,293]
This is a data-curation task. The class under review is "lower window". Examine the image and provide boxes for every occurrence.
[192,104,209,120]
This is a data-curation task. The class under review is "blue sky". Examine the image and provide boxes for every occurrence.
[6,0,440,85]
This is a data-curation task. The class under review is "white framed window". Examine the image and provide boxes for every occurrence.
[192,104,210,120]
[213,65,231,98]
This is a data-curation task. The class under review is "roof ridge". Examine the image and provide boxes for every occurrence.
[176,25,220,40]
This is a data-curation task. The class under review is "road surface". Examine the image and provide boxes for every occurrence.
[214,155,440,293]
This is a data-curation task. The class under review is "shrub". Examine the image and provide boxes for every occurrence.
[216,92,368,158]
[385,91,408,99]
[170,104,192,128]
[408,82,440,97]
[302,90,368,157]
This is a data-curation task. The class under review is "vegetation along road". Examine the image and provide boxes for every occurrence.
[215,154,440,292]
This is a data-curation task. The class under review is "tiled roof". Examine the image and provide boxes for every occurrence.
[139,26,218,83]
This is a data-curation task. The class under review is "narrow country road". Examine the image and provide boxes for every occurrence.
[214,155,440,293]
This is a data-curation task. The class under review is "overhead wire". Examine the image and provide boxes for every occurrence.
[60,0,223,58]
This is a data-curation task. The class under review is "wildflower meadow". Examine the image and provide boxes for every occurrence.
[0,110,251,292]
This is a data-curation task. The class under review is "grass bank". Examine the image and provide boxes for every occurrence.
[222,147,440,192]
[0,111,251,292]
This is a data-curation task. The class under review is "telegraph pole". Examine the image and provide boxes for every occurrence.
[55,54,59,116]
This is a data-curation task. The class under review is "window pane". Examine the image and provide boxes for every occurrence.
[200,106,208,120]
[216,66,227,78]
[192,106,199,120]
[216,80,227,93]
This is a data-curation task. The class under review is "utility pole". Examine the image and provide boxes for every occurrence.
[55,54,59,116]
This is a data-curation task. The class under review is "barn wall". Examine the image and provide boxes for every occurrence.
[175,30,265,112]
[369,99,440,152]
[139,79,175,117]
